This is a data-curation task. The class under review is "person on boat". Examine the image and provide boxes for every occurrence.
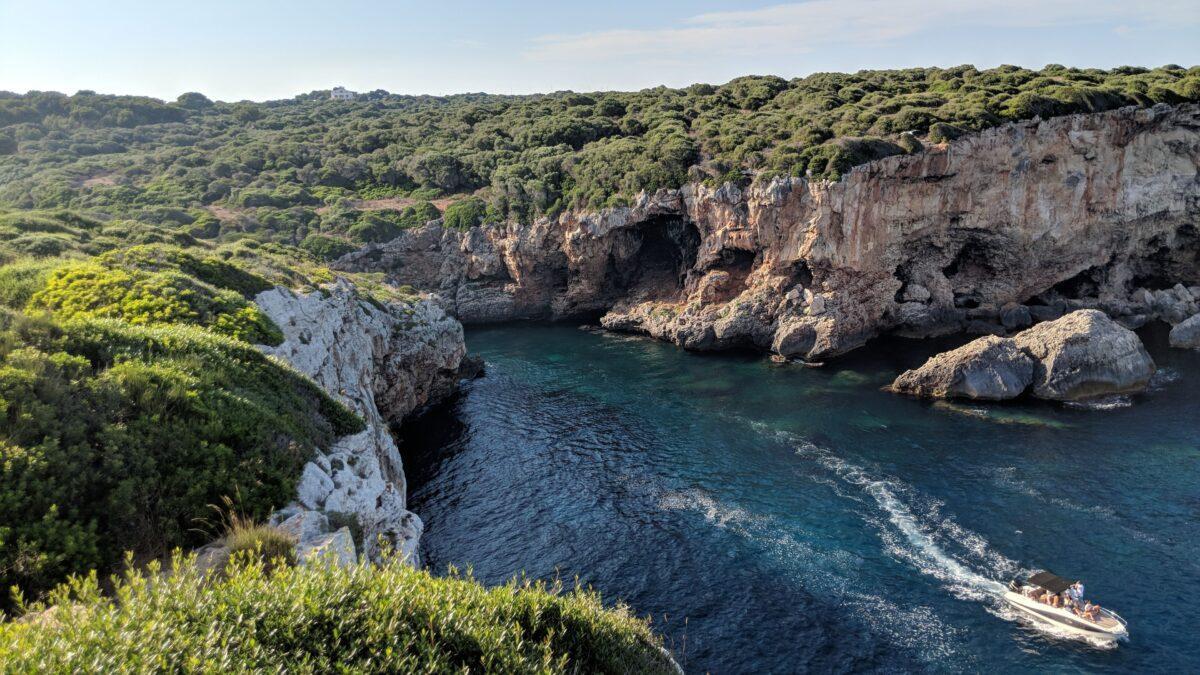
[1068,581,1085,603]
[1061,594,1075,612]
[1039,590,1053,605]
[1082,601,1100,621]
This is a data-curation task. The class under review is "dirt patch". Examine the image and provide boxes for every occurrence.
[72,171,119,189]
[205,205,251,221]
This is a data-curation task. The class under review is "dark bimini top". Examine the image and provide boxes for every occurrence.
[1027,571,1076,594]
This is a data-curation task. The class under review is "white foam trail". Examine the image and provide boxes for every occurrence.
[720,415,1130,649]
[658,486,968,664]
[864,480,1007,598]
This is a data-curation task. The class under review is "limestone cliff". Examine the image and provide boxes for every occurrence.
[255,280,469,564]
[340,104,1200,360]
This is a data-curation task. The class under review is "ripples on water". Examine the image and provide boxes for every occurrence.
[401,324,1200,674]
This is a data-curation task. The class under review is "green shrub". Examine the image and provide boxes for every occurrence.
[0,314,362,608]
[0,556,677,674]
[98,244,273,298]
[442,197,489,230]
[300,234,356,261]
[29,262,283,345]
[0,258,69,309]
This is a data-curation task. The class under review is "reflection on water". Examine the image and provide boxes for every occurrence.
[402,323,1200,674]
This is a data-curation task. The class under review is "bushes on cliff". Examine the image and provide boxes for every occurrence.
[0,556,677,674]
[300,233,356,261]
[5,66,1196,229]
[442,197,490,230]
[0,312,363,609]
[28,262,283,344]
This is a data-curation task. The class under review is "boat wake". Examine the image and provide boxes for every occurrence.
[732,419,1121,649]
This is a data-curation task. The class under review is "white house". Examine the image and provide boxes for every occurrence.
[330,86,356,101]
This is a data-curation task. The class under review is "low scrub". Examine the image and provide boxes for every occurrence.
[0,312,362,609]
[0,556,678,674]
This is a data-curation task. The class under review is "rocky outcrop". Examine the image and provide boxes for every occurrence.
[890,336,1034,400]
[1012,309,1156,399]
[255,280,469,564]
[891,310,1155,401]
[339,104,1200,360]
[1169,313,1200,349]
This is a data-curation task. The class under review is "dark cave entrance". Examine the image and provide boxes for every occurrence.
[1132,225,1200,289]
[607,215,701,301]
[941,235,1014,309]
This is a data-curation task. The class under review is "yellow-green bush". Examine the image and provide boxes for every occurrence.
[28,262,282,345]
[0,556,677,674]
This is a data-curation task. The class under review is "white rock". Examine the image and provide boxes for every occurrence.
[278,509,330,546]
[256,280,466,565]
[296,463,333,510]
[299,527,357,567]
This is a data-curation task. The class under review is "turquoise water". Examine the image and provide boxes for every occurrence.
[402,323,1200,674]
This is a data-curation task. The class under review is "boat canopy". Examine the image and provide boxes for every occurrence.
[1027,571,1075,593]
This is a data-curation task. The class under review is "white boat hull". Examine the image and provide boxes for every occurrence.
[1003,591,1128,642]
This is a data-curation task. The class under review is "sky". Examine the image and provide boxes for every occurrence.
[2,1,1198,101]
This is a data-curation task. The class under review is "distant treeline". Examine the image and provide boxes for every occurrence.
[2,65,1197,244]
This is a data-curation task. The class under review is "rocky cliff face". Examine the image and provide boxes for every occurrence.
[255,280,469,564]
[339,104,1200,361]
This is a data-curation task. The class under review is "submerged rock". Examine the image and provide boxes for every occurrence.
[890,310,1155,402]
[890,336,1033,400]
[1169,313,1200,349]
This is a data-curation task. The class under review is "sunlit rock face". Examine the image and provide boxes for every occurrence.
[340,104,1200,361]
[256,280,468,564]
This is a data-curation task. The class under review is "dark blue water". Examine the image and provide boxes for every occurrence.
[402,323,1200,674]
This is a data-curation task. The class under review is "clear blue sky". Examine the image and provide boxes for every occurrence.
[2,1,1197,101]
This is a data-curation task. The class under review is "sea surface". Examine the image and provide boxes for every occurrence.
[401,323,1200,674]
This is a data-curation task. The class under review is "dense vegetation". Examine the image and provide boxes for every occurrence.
[0,555,676,673]
[0,210,398,609]
[1,65,1195,252]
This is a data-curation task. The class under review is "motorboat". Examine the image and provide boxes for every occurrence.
[1003,571,1128,642]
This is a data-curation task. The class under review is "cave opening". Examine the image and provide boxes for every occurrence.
[1039,265,1104,301]
[607,215,701,301]
[1131,225,1200,290]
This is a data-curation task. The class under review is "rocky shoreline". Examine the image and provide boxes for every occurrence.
[338,103,1200,363]
[252,280,475,565]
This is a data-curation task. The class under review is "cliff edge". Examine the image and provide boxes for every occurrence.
[255,280,468,563]
[340,104,1200,360]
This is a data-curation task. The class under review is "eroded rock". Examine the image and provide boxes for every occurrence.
[1013,310,1155,400]
[1169,313,1200,349]
[256,280,468,564]
[339,105,1200,362]
[891,310,1155,402]
[890,336,1034,400]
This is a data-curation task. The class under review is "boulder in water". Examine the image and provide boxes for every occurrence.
[1169,313,1200,349]
[1012,309,1155,400]
[890,310,1155,402]
[890,336,1034,400]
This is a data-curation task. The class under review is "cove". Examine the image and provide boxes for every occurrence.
[401,323,1200,674]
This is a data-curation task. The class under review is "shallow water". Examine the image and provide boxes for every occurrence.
[402,323,1200,674]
